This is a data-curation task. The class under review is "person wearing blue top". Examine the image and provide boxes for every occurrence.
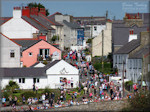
[2,96,6,106]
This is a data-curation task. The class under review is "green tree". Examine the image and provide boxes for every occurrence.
[5,80,19,94]
[27,2,50,16]
[86,38,92,44]
[51,35,59,43]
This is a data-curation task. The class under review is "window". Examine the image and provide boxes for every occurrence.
[135,60,137,69]
[148,64,150,72]
[10,50,15,58]
[114,55,117,64]
[33,78,36,83]
[19,78,21,83]
[19,78,25,83]
[37,78,39,83]
[94,26,97,31]
[29,52,32,56]
[33,78,39,83]
[139,60,142,69]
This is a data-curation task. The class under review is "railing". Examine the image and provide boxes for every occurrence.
[37,55,52,61]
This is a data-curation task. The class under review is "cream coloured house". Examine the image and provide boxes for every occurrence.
[92,22,112,57]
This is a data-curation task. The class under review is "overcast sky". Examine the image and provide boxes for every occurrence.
[1,0,149,20]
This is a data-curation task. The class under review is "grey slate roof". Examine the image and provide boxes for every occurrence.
[30,62,41,68]
[114,39,140,54]
[0,60,61,78]
[13,39,40,51]
[30,15,55,30]
[44,60,60,70]
[22,16,47,31]
[112,21,148,46]
[63,20,81,29]
[0,68,46,77]
[0,17,12,26]
[129,44,150,59]
[48,12,62,20]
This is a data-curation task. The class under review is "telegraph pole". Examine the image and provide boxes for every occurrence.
[102,30,104,73]
[106,10,108,21]
[122,61,125,98]
[141,55,144,89]
[91,16,93,39]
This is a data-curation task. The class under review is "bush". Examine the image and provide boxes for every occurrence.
[2,91,9,100]
[125,81,133,91]
[22,91,36,99]
[5,80,20,93]
[42,87,52,94]
[129,90,150,110]
[43,60,48,65]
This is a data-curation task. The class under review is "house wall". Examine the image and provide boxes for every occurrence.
[113,54,142,83]
[51,25,64,50]
[46,60,79,88]
[21,40,61,67]
[1,9,39,39]
[113,54,128,77]
[92,22,112,57]
[92,25,106,38]
[1,77,47,89]
[55,15,70,22]
[1,75,79,89]
[47,74,79,89]
[127,59,142,83]
[0,34,20,67]
[63,25,77,48]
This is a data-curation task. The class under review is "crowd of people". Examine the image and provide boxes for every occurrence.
[1,49,137,111]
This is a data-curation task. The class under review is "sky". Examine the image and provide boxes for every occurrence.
[1,0,149,20]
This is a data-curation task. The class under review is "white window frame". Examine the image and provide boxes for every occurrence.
[19,78,25,83]
[29,52,32,56]
[10,50,15,58]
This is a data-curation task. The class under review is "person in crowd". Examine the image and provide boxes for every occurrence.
[2,96,6,107]
[22,95,26,104]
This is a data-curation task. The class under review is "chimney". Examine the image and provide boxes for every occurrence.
[22,6,30,17]
[34,7,38,16]
[13,7,22,18]
[30,7,35,15]
[38,8,46,16]
[129,29,134,34]
[38,33,47,41]
[129,29,137,42]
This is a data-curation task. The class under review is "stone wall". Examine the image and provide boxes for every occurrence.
[49,100,129,111]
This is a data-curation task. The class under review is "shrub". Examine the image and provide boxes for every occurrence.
[5,80,20,93]
[43,60,48,65]
[2,91,9,100]
[125,81,133,91]
[22,91,36,99]
[129,90,150,110]
[42,86,52,94]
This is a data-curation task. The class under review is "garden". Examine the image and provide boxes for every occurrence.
[2,80,84,106]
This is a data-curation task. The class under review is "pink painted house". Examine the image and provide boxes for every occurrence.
[13,39,61,67]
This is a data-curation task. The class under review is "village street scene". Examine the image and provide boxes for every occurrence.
[0,1,150,111]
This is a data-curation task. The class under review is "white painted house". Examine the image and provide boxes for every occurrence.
[0,60,79,89]
[0,33,21,67]
[1,7,40,39]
